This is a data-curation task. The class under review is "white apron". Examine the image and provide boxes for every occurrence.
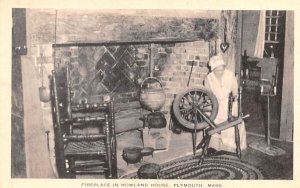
[205,69,247,152]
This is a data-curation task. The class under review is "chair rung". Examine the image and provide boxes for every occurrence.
[65,151,107,156]
[71,103,109,113]
[72,169,107,175]
[62,116,106,124]
[64,134,106,142]
[75,161,105,167]
[71,162,106,171]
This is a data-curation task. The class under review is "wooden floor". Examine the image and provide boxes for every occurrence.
[116,89,293,179]
[241,89,293,179]
[116,133,293,179]
[242,134,293,179]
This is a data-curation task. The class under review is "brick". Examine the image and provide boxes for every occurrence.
[173,53,180,60]
[169,77,181,82]
[165,47,173,53]
[181,78,189,84]
[163,88,173,93]
[182,66,190,72]
[162,70,176,76]
[176,71,187,77]
[169,53,176,60]
[199,56,209,62]
[165,82,180,89]
[166,93,175,98]
[188,55,195,60]
[175,43,183,47]
[199,61,208,67]
[161,82,167,87]
[191,72,201,77]
[186,61,197,66]
[175,65,181,70]
[180,48,187,53]
[172,60,179,64]
[197,48,209,55]
[158,76,170,82]
[180,54,188,60]
[193,41,207,47]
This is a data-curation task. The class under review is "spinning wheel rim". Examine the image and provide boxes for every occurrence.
[173,87,218,130]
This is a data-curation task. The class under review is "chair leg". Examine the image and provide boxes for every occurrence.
[67,157,76,178]
[105,115,113,179]
[111,137,118,178]
[55,144,68,178]
[235,125,242,158]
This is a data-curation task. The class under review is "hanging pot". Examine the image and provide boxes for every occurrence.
[147,111,167,129]
[39,86,50,103]
[140,77,166,111]
[122,147,143,165]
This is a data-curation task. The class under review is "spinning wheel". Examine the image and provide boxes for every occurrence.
[173,87,219,130]
[173,86,244,164]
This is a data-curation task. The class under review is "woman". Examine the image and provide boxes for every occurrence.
[204,54,247,154]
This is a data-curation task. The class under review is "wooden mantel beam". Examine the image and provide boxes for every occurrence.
[52,38,201,48]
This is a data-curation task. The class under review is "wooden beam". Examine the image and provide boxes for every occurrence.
[53,38,201,48]
[21,56,56,178]
[236,10,243,84]
[279,11,294,142]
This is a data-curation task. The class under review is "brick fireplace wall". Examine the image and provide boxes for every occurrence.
[53,39,210,114]
[51,40,210,151]
[158,41,210,113]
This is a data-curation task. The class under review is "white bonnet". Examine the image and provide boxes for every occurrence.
[209,55,226,70]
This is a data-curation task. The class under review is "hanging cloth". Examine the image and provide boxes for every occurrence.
[254,10,266,58]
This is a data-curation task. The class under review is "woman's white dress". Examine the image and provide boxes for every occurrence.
[205,69,247,152]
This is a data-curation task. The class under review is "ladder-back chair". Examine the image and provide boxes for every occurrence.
[50,63,117,178]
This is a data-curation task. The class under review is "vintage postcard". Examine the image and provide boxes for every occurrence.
[0,0,298,188]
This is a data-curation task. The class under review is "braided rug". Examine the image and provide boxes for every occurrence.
[121,154,264,180]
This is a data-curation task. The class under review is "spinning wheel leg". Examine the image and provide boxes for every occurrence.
[198,135,211,165]
[235,125,242,158]
[192,132,197,156]
[196,131,206,150]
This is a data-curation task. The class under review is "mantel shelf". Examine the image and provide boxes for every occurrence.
[52,38,203,47]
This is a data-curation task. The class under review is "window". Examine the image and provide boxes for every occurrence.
[264,10,286,58]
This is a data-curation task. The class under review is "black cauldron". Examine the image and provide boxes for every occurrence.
[147,111,167,129]
[137,163,160,179]
[122,147,143,165]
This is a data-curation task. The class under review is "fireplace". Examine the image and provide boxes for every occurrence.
[53,39,212,151]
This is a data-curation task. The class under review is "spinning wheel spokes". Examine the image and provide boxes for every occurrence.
[173,87,219,130]
[179,91,211,122]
